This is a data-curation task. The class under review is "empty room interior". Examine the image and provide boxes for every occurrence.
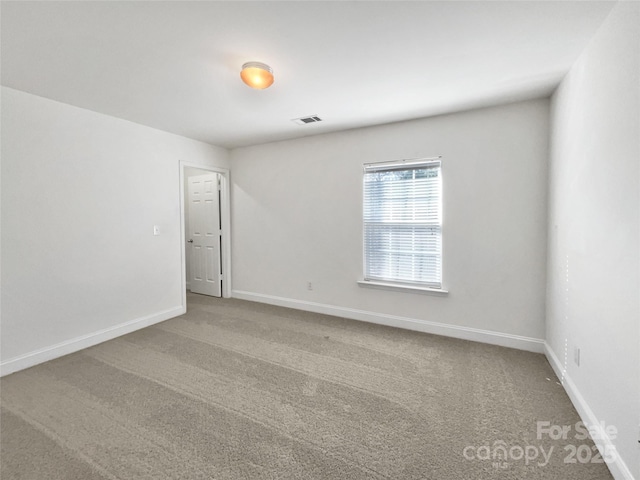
[1,1,638,479]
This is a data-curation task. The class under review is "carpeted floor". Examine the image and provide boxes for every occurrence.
[1,293,613,479]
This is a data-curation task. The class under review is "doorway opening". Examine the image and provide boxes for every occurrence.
[179,162,231,308]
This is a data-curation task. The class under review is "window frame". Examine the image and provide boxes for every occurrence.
[360,157,447,294]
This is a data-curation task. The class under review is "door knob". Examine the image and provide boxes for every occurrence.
[187,239,193,243]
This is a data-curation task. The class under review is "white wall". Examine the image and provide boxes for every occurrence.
[546,2,640,479]
[0,87,229,373]
[231,99,550,351]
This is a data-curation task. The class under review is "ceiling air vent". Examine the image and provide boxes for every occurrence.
[291,115,323,125]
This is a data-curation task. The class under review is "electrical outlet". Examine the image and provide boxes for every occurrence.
[574,347,580,366]
[153,225,160,236]
[307,281,313,291]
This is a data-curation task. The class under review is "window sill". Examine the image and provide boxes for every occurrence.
[357,280,449,296]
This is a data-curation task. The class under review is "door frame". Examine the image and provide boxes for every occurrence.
[179,161,232,306]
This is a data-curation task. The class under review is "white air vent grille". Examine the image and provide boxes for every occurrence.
[292,115,323,125]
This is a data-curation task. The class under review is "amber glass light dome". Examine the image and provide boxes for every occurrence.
[240,62,274,89]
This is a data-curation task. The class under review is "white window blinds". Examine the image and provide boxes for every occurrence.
[363,159,442,288]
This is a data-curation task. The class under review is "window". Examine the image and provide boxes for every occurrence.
[362,159,442,290]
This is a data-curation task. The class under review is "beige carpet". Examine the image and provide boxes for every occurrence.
[1,293,613,479]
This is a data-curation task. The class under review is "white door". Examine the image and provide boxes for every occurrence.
[188,173,222,297]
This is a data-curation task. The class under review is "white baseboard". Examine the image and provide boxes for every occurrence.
[544,342,635,480]
[232,290,545,353]
[0,305,186,377]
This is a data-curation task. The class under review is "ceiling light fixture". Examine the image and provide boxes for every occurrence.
[240,62,274,89]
